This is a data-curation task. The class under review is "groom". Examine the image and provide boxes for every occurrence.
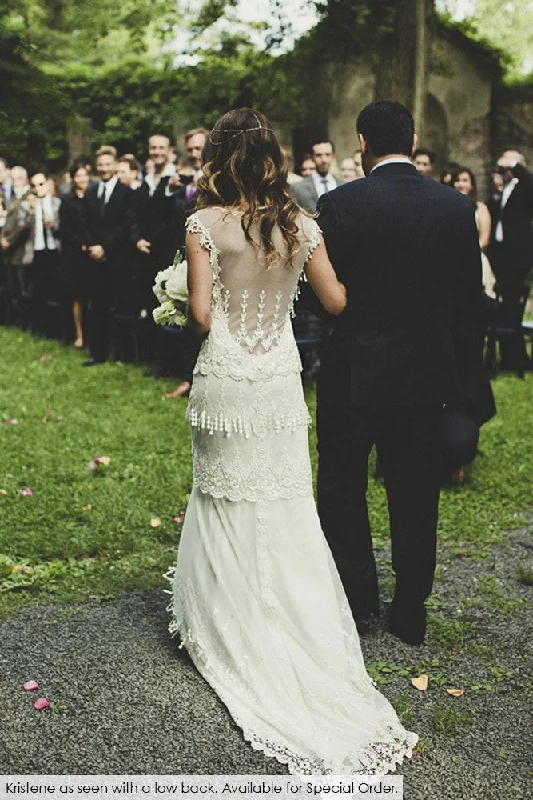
[315,101,482,645]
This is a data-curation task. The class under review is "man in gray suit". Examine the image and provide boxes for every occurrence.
[291,140,342,213]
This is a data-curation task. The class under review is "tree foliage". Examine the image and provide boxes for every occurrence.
[438,0,533,77]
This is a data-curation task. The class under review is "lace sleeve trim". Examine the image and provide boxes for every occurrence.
[185,213,220,276]
[306,220,322,262]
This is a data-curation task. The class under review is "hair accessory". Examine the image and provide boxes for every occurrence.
[209,112,273,145]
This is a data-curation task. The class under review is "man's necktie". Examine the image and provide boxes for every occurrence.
[322,177,329,195]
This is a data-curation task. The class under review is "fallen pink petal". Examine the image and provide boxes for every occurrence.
[23,681,39,691]
[88,461,97,470]
[20,488,33,496]
[9,419,19,425]
[33,698,50,711]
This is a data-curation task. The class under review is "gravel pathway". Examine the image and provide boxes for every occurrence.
[0,526,531,799]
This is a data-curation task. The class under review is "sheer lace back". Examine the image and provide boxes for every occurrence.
[186,207,319,356]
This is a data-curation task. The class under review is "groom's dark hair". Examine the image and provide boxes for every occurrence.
[356,101,414,158]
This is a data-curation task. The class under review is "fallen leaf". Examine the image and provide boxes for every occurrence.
[33,698,50,711]
[87,484,94,490]
[82,504,92,511]
[39,355,53,363]
[20,488,33,497]
[0,489,7,495]
[446,688,464,697]
[96,456,111,465]
[57,416,63,422]
[411,674,429,691]
[23,681,39,691]
[150,518,162,528]
[12,565,33,573]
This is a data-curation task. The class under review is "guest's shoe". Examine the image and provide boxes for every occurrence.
[82,358,105,367]
[386,603,426,646]
[166,381,191,399]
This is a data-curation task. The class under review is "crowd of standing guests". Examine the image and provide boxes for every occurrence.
[0,134,531,479]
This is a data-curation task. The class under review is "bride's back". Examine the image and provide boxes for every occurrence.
[191,206,318,354]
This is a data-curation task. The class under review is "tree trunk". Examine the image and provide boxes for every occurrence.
[375,0,432,139]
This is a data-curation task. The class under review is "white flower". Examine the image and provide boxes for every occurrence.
[152,253,189,328]
[165,261,188,303]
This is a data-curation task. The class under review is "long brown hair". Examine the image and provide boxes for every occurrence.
[196,108,302,266]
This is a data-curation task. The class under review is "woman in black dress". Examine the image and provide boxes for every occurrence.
[58,163,91,348]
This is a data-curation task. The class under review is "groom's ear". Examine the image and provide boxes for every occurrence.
[358,134,367,155]
[410,134,418,158]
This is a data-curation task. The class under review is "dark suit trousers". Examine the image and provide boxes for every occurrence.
[489,242,529,370]
[316,399,442,620]
[88,261,113,362]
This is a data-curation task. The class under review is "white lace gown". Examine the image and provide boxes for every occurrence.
[165,208,418,774]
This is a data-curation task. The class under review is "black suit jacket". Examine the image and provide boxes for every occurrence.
[131,176,187,269]
[487,163,533,275]
[81,180,133,263]
[315,162,482,407]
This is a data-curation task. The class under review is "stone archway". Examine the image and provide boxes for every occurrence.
[424,93,449,173]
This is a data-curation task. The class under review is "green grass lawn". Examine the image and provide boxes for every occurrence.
[1,326,533,616]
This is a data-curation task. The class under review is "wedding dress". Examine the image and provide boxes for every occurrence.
[164,207,418,774]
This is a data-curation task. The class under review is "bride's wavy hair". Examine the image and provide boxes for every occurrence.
[196,108,302,267]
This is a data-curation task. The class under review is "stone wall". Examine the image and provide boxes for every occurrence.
[317,27,500,196]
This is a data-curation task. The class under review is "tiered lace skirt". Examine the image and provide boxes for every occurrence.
[165,366,418,774]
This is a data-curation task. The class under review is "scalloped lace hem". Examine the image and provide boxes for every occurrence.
[163,568,418,776]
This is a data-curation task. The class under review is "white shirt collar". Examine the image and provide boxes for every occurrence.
[98,174,118,198]
[370,157,413,173]
[312,171,337,196]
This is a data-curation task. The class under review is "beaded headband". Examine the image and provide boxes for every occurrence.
[209,112,273,145]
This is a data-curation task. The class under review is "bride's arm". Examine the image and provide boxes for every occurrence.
[186,232,213,335]
[304,236,347,316]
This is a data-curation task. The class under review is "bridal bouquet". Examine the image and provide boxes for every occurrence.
[152,251,188,327]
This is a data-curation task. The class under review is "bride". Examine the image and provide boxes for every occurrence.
[164,108,418,774]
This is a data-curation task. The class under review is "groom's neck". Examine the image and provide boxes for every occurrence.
[372,153,411,167]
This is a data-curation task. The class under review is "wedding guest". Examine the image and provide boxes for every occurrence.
[452,165,495,297]
[133,134,183,311]
[166,128,209,400]
[117,156,142,190]
[487,150,533,373]
[352,150,365,179]
[0,158,13,203]
[413,147,436,178]
[80,145,133,365]
[291,139,341,214]
[440,161,460,186]
[26,171,62,332]
[300,154,315,177]
[58,162,92,348]
[340,158,358,182]
[167,128,208,202]
[1,166,31,324]
[488,170,504,200]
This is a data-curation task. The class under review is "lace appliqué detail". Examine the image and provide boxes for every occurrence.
[186,212,305,377]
